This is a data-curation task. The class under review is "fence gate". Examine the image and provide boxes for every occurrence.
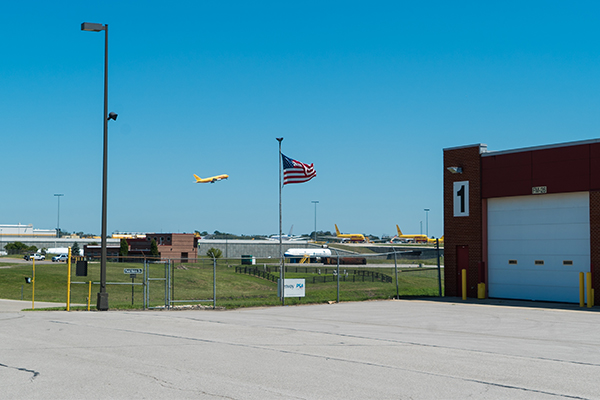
[168,257,216,309]
[144,260,170,309]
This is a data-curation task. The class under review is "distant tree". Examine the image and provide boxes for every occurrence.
[150,239,159,258]
[206,248,223,259]
[119,239,129,261]
[72,242,80,256]
[5,242,30,254]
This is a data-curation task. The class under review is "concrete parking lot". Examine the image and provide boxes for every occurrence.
[1,298,599,399]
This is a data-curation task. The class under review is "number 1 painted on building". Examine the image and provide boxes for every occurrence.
[453,181,469,217]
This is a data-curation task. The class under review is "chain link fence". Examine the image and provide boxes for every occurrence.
[62,247,443,309]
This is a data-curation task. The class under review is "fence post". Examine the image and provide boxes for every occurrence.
[213,256,216,309]
[393,248,399,298]
[164,261,168,309]
[143,259,147,310]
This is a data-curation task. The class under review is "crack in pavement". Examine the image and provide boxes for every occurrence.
[0,362,40,381]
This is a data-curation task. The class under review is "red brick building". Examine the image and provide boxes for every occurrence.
[444,139,600,304]
[85,233,198,262]
[128,233,198,261]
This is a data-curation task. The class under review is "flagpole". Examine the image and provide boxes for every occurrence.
[276,137,284,306]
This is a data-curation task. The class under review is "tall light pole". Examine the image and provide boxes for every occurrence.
[311,201,319,242]
[81,22,117,311]
[54,194,64,238]
[424,208,430,238]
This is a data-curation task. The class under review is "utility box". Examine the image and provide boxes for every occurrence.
[241,255,254,265]
[76,260,88,277]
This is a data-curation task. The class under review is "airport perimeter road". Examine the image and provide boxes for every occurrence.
[1,300,599,400]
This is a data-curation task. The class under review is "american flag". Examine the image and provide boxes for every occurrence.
[282,153,316,185]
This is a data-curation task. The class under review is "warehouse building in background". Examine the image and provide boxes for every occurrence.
[444,139,600,304]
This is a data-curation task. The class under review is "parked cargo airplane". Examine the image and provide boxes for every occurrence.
[427,235,444,244]
[194,174,229,183]
[395,225,429,243]
[335,224,368,243]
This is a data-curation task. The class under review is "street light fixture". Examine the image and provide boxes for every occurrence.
[311,201,319,242]
[82,21,117,311]
[424,208,430,238]
[54,194,64,238]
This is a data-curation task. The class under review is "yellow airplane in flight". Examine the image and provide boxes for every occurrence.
[194,174,229,183]
[335,224,368,243]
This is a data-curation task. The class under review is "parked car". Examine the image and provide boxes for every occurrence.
[52,254,68,262]
[24,253,45,261]
[0,250,7,256]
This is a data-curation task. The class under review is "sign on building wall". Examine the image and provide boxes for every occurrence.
[453,181,469,217]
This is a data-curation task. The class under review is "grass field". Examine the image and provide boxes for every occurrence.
[0,256,443,310]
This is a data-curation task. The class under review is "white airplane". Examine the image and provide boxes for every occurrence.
[269,225,303,241]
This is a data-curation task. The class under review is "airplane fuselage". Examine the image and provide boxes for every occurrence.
[194,174,229,183]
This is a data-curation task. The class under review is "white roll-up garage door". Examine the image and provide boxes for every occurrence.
[487,192,589,303]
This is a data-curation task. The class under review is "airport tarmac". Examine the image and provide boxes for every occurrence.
[1,298,599,399]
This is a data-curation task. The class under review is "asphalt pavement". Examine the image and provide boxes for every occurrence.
[1,298,599,399]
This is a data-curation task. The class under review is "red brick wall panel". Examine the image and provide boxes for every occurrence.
[482,143,594,198]
[481,152,532,198]
[589,144,600,190]
[444,145,483,298]
[531,145,589,193]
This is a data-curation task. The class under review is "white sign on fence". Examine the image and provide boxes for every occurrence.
[278,279,306,297]
[124,268,143,275]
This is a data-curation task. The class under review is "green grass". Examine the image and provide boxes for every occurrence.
[0,258,443,310]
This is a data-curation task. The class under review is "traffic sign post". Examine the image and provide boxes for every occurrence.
[124,268,143,305]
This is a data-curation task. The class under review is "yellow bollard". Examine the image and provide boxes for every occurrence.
[67,247,72,311]
[462,269,467,300]
[580,272,585,308]
[587,272,592,308]
[88,281,92,311]
[32,258,35,310]
[477,283,485,299]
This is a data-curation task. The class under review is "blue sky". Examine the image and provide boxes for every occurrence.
[2,1,600,238]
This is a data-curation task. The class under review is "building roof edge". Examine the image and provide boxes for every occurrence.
[481,138,600,157]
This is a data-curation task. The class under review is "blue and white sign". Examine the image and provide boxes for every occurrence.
[278,279,306,297]
[124,268,143,274]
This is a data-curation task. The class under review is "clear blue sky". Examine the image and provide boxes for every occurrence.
[2,1,600,238]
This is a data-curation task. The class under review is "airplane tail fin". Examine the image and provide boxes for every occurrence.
[193,174,202,183]
[396,225,402,236]
[335,224,341,236]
